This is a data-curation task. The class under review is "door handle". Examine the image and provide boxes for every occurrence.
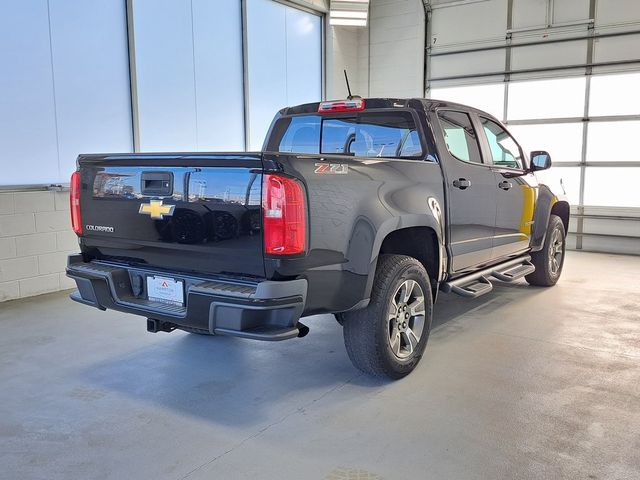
[453,178,471,190]
[498,181,512,191]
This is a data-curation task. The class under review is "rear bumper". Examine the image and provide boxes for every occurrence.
[66,255,307,341]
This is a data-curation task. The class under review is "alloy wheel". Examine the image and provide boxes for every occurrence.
[548,227,564,276]
[388,279,426,359]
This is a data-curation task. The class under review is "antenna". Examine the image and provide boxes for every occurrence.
[344,69,353,99]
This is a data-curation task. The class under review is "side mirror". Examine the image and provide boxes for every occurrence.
[530,151,552,171]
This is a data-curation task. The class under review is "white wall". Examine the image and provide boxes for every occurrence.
[368,0,425,97]
[329,25,369,98]
[328,0,425,99]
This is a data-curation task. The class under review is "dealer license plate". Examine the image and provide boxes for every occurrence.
[147,276,184,306]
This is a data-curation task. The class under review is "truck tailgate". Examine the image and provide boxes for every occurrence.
[77,153,264,278]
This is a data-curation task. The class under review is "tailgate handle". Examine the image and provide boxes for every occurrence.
[141,172,173,196]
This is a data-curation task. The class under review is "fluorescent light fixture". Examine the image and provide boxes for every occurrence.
[330,0,369,27]
[330,10,368,19]
[330,18,368,26]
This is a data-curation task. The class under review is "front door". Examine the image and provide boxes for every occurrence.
[434,110,497,273]
[476,116,536,259]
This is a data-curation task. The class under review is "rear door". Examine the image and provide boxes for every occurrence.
[433,110,497,272]
[475,116,537,259]
[78,154,265,277]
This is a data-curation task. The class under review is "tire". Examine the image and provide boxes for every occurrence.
[526,214,566,287]
[342,254,433,379]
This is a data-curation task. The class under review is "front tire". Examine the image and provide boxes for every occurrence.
[342,255,433,379]
[526,214,566,287]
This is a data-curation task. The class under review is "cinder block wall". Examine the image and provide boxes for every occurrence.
[0,190,78,302]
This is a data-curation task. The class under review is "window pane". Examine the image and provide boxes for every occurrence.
[437,111,482,163]
[133,0,244,152]
[284,8,322,107]
[247,0,286,151]
[479,117,523,168]
[192,0,245,151]
[270,112,422,158]
[133,0,197,151]
[321,113,422,158]
[430,84,504,119]
[536,166,581,205]
[584,167,640,207]
[400,131,423,157]
[589,73,640,117]
[508,123,583,163]
[587,121,640,162]
[247,0,322,150]
[508,77,586,120]
[277,116,320,154]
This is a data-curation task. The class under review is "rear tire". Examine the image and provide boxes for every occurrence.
[526,214,566,287]
[342,254,433,379]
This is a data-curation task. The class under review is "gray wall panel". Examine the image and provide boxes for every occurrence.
[431,0,506,47]
[511,40,588,71]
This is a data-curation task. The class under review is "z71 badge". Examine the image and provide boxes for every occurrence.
[314,163,348,175]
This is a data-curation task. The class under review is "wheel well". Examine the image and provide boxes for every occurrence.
[551,201,570,235]
[379,227,440,289]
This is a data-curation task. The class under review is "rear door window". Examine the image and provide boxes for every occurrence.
[270,111,424,158]
[437,110,483,163]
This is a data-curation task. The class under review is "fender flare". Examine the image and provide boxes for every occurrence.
[531,185,570,251]
[351,209,445,306]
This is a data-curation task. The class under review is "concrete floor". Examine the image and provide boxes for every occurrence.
[1,251,639,480]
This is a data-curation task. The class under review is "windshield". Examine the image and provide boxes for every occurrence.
[266,111,424,158]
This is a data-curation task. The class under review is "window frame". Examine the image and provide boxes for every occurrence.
[435,108,487,166]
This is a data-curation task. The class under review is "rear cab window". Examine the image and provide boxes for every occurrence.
[267,111,425,159]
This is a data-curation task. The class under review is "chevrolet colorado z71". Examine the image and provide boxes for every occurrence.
[67,98,569,379]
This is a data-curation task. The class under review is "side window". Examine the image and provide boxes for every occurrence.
[480,117,524,169]
[277,116,320,154]
[437,111,482,163]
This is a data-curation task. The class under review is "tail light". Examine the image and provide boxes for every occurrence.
[70,171,82,235]
[262,174,306,255]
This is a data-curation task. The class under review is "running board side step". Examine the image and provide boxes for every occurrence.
[491,261,535,282]
[450,276,493,298]
[441,255,534,299]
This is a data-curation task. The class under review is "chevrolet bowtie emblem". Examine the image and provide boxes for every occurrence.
[139,199,175,220]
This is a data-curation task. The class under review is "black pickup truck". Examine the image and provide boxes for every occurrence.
[67,97,569,379]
